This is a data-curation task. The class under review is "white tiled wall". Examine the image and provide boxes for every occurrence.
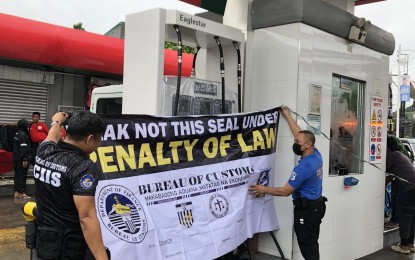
[246,23,389,259]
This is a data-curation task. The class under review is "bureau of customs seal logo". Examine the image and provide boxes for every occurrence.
[98,185,147,243]
[80,174,94,190]
[209,193,229,218]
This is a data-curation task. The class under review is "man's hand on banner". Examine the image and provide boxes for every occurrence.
[278,105,291,118]
[250,183,295,197]
[249,185,266,197]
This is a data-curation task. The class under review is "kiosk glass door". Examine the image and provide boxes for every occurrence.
[329,75,365,175]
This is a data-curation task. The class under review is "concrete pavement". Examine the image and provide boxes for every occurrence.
[0,193,32,259]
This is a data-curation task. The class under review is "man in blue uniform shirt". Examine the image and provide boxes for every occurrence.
[250,105,326,260]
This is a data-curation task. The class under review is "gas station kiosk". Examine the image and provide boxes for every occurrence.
[91,0,395,259]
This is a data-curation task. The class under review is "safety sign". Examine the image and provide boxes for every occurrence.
[369,95,383,163]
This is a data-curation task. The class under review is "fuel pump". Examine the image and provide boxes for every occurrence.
[122,8,244,116]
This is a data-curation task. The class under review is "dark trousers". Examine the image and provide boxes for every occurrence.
[399,189,415,246]
[391,179,403,223]
[13,160,28,193]
[294,199,326,260]
[31,248,94,260]
[31,142,39,165]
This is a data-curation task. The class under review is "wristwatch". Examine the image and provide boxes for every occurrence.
[50,121,62,127]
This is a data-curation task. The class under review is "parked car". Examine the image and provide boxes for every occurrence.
[400,138,415,162]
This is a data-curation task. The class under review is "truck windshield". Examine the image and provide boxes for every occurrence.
[97,98,122,114]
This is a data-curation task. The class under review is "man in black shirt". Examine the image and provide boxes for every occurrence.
[33,111,108,260]
[13,119,31,199]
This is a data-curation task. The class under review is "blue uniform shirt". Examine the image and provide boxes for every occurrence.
[288,148,323,200]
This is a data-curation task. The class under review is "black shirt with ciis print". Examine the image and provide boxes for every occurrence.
[34,140,101,231]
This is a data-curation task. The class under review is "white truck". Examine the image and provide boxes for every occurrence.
[90,77,236,116]
[90,84,123,114]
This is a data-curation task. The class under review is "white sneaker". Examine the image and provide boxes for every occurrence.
[391,243,410,254]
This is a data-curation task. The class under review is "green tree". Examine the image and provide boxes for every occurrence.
[165,41,195,54]
[73,22,85,31]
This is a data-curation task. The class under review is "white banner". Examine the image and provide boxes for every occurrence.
[93,108,280,259]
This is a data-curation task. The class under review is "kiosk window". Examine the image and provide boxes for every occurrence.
[329,75,364,176]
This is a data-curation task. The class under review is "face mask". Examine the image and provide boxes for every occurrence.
[292,143,303,156]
